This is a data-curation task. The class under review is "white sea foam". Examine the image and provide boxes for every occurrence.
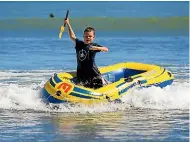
[0,81,189,113]
[0,67,189,113]
[121,82,190,110]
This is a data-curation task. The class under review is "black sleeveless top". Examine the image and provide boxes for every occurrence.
[75,38,102,79]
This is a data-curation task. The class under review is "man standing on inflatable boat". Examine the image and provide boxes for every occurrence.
[64,19,109,89]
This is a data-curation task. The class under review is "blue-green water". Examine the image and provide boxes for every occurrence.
[0,1,189,142]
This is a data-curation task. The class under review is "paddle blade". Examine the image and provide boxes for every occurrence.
[58,10,69,39]
[59,26,65,39]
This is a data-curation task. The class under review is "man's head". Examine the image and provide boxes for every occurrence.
[83,27,95,44]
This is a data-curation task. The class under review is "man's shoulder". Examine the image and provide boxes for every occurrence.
[75,38,84,43]
[91,42,102,47]
[75,38,84,49]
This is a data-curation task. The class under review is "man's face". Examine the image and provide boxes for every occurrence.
[83,31,95,44]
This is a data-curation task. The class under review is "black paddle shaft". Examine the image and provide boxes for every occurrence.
[64,10,69,27]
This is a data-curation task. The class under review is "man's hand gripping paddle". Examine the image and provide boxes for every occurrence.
[59,10,69,39]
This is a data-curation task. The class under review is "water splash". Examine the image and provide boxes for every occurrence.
[121,82,190,110]
[0,81,189,113]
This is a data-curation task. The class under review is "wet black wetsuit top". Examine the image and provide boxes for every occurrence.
[75,38,102,79]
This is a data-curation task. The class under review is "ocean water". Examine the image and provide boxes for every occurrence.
[0,1,189,142]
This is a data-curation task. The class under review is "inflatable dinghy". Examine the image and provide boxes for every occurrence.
[41,62,174,105]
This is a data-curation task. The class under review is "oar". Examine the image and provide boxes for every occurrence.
[59,10,69,39]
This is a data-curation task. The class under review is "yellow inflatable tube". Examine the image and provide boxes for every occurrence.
[41,62,174,105]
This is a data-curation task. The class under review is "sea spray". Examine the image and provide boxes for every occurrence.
[121,82,190,110]
[0,81,189,113]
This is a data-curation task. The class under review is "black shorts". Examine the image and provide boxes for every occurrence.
[76,75,103,89]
